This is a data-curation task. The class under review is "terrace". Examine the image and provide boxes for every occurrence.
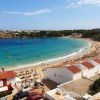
[45,88,82,100]
[58,74,100,96]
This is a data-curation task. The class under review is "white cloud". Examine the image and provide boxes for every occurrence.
[66,0,100,8]
[3,9,51,16]
[24,9,51,16]
[76,0,100,6]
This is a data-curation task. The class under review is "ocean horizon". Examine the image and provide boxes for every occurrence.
[0,38,89,69]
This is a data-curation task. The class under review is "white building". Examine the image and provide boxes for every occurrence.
[43,65,81,84]
[76,61,97,78]
[88,58,100,73]
[0,68,16,93]
[45,88,80,100]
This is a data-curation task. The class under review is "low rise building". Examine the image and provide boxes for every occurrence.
[44,57,100,100]
[0,68,16,92]
[43,65,81,84]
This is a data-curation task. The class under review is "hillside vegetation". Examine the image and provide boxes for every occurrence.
[0,29,100,41]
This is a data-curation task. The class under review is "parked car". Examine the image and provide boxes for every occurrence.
[13,91,29,100]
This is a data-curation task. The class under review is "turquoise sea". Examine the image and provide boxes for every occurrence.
[0,38,89,68]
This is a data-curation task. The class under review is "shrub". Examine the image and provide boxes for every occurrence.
[88,78,100,95]
[0,90,12,98]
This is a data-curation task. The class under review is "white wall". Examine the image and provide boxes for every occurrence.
[76,63,98,78]
[73,72,82,80]
[78,64,97,78]
[45,88,76,100]
[7,78,15,85]
[96,65,100,73]
[43,68,74,84]
[43,68,81,84]
[45,89,56,100]
[83,68,97,78]
[88,60,100,73]
[64,95,76,100]
[0,80,3,87]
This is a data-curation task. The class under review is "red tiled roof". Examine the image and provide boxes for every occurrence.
[93,59,100,64]
[43,64,70,71]
[0,71,15,80]
[81,62,94,69]
[67,65,81,74]
[43,65,81,74]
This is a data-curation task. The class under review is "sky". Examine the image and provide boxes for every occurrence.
[0,0,100,30]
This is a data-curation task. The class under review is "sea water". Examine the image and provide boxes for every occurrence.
[0,38,89,68]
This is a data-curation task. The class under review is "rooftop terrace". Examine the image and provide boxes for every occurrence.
[59,74,100,96]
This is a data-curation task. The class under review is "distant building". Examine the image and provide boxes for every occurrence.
[0,68,16,92]
[43,65,81,84]
[13,33,19,35]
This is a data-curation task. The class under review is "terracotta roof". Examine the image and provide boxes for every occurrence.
[0,71,15,80]
[81,62,94,69]
[67,65,81,74]
[43,65,81,74]
[93,59,100,64]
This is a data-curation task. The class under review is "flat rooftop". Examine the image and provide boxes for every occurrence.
[46,88,78,100]
[59,75,100,96]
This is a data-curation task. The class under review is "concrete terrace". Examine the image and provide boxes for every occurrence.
[59,74,100,96]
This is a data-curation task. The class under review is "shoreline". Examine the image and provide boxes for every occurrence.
[4,37,92,71]
[6,47,88,71]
